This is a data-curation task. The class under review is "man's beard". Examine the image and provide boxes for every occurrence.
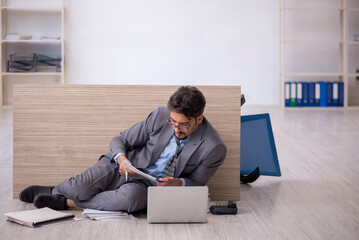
[175,131,187,140]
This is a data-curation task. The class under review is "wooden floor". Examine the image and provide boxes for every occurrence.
[0,106,358,240]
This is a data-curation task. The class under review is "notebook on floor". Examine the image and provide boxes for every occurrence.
[147,186,208,223]
[4,207,75,228]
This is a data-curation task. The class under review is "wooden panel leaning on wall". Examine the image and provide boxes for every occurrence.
[13,85,241,201]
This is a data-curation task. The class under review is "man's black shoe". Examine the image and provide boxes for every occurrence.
[34,194,68,210]
[19,186,54,203]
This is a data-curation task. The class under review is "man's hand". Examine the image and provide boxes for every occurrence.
[156,177,182,186]
[116,155,135,176]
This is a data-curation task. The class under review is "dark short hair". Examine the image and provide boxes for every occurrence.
[168,86,206,119]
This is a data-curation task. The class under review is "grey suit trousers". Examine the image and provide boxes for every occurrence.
[52,156,151,212]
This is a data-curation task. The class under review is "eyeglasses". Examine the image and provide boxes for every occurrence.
[167,116,194,132]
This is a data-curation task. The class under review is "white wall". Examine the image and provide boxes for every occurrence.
[65,0,280,105]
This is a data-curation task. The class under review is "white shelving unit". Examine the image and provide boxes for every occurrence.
[0,0,65,106]
[280,0,359,107]
[346,2,359,107]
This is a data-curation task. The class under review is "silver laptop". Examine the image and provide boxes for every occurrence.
[147,186,208,223]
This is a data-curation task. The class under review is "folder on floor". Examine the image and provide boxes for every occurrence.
[5,207,75,228]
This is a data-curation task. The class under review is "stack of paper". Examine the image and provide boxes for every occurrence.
[5,33,32,40]
[82,209,136,221]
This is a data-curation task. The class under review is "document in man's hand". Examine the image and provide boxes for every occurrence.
[4,207,75,228]
[124,160,158,183]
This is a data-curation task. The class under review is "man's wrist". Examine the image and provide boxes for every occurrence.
[114,153,126,165]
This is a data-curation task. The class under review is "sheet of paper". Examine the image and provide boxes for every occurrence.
[82,209,127,215]
[82,209,136,221]
[40,218,82,227]
[124,160,157,183]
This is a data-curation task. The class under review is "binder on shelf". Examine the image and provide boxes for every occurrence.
[320,82,327,107]
[284,82,290,107]
[5,33,21,40]
[338,82,344,107]
[326,82,333,107]
[296,82,303,107]
[332,82,339,106]
[314,82,321,106]
[309,82,315,106]
[284,81,344,108]
[5,33,32,40]
[290,82,297,107]
[302,82,309,106]
[7,53,61,73]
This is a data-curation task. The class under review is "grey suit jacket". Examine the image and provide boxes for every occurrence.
[104,106,226,186]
